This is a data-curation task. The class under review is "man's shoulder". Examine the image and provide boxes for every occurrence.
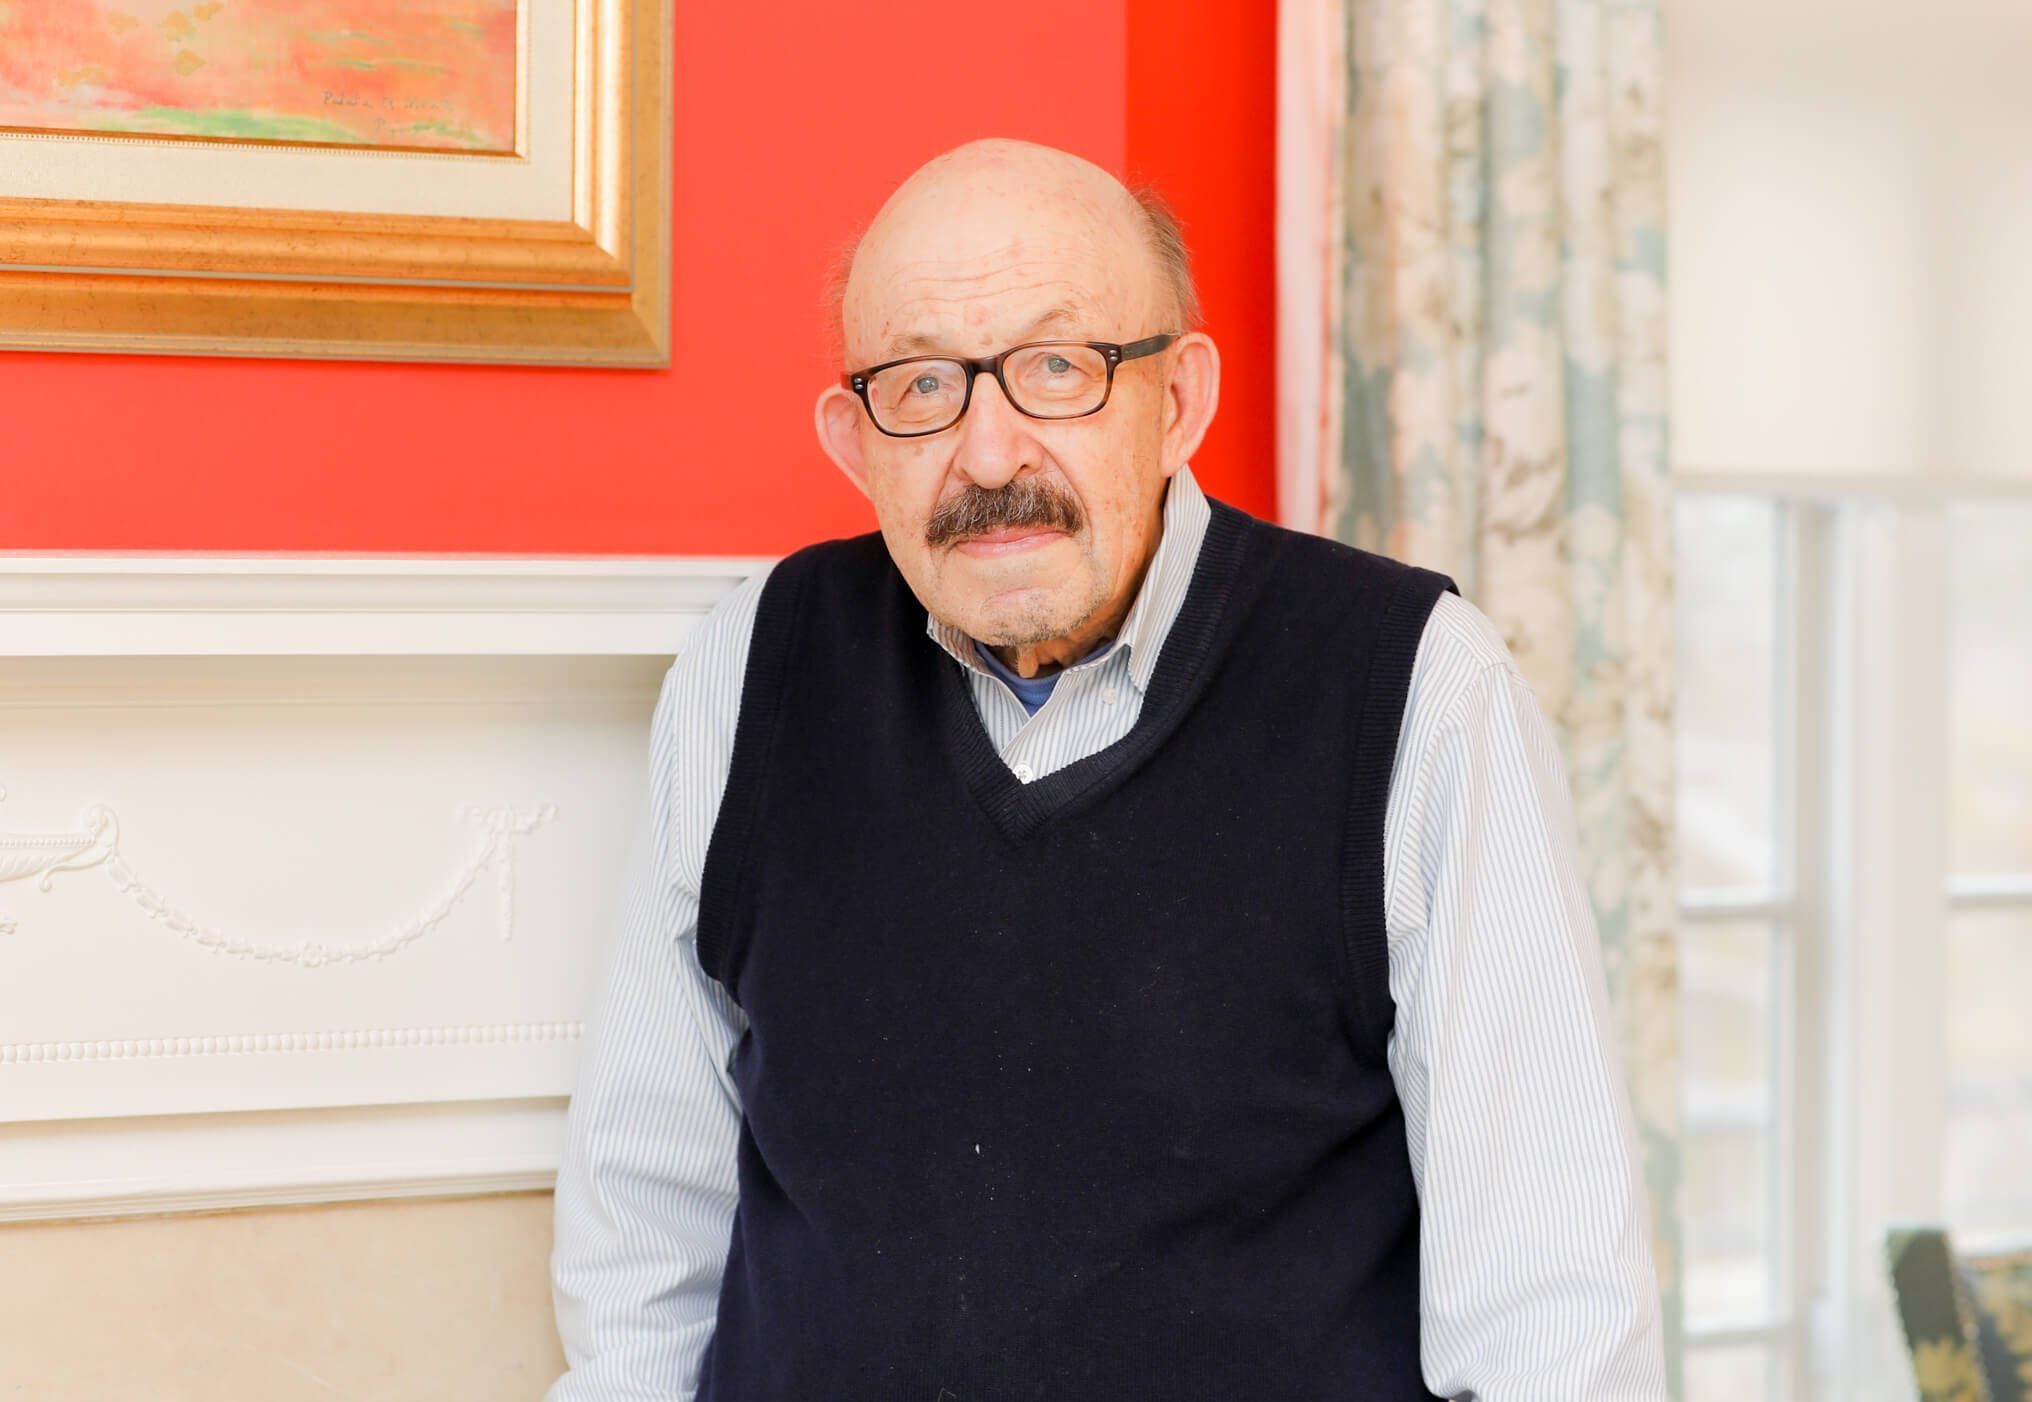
[1209,503,1520,694]
[1416,589,1520,683]
[673,560,776,677]
[775,524,890,577]
[664,523,896,694]
[1214,503,1466,653]
[1221,500,1446,597]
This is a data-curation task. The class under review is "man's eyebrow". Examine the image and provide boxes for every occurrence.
[882,304,1092,360]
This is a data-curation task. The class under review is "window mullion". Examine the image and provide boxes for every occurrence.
[1823,498,1956,1402]
[1783,500,1840,1400]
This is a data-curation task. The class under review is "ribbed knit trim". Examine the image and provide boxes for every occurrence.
[1338,563,1460,1062]
[935,496,1255,844]
[695,546,815,985]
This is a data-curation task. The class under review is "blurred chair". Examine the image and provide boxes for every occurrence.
[1887,1225,2032,1402]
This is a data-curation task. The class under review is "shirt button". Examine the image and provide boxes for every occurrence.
[1102,686,1120,706]
[1012,762,1034,784]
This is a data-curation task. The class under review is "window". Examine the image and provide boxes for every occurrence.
[1674,483,2032,1401]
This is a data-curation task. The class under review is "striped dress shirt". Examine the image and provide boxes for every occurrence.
[546,463,1668,1401]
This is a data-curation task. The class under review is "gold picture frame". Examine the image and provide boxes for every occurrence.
[0,0,670,366]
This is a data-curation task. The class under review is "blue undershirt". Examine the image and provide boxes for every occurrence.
[969,635,1118,716]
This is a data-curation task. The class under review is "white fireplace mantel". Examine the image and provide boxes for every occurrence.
[0,551,771,1222]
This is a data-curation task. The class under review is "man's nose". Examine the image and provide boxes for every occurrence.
[951,371,1038,491]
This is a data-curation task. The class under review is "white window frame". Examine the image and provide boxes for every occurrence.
[1673,470,2032,1402]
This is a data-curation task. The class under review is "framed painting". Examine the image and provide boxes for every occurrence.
[0,0,670,365]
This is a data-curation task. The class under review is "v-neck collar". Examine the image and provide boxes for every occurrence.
[930,497,1254,844]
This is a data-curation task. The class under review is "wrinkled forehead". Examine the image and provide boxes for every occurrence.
[843,180,1157,367]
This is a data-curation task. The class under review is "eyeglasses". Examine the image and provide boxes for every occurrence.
[843,331,1181,438]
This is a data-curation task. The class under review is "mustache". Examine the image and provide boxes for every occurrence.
[925,477,1084,548]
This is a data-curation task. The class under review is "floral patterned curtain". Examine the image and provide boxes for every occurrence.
[1279,0,1682,1390]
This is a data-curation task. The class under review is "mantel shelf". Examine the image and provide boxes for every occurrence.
[0,553,775,656]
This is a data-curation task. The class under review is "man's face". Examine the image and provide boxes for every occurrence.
[815,144,1211,654]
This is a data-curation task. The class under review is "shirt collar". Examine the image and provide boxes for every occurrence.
[923,461,1212,698]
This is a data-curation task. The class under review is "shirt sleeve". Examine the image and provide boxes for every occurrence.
[545,571,766,1402]
[1384,599,1668,1400]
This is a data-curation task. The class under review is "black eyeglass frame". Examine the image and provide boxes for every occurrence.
[843,331,1182,438]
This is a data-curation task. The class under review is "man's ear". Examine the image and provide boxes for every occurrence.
[1159,332,1221,473]
[815,385,872,500]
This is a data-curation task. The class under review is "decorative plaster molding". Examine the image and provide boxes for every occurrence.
[0,1021,583,1065]
[0,783,556,965]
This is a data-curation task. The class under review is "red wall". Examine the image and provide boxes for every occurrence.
[0,4,1274,553]
[1126,0,1278,526]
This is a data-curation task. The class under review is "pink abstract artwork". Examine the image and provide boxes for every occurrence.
[0,0,519,153]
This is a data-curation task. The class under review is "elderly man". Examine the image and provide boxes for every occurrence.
[547,138,1666,1400]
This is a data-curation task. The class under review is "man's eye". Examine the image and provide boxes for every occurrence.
[911,374,946,395]
[1043,355,1073,375]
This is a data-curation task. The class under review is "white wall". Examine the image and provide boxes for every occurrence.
[1667,0,2032,481]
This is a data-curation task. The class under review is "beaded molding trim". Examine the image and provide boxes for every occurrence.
[0,781,556,966]
[0,1020,583,1065]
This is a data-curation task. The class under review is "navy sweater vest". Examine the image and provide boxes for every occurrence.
[694,497,1458,1401]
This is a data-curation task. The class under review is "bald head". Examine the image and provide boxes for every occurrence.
[826,138,1199,367]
